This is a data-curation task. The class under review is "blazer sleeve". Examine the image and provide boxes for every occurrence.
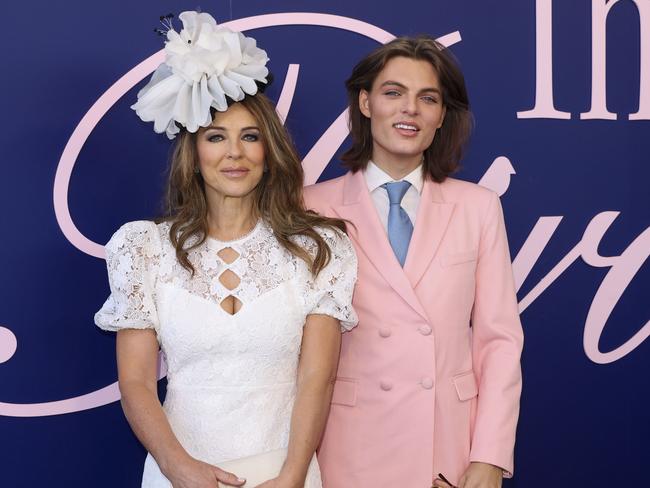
[468,191,524,477]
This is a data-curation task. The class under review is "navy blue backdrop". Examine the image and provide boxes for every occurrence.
[1,0,648,486]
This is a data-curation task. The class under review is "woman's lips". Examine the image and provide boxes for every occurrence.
[221,168,250,178]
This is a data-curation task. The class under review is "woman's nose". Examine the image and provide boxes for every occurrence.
[226,140,243,160]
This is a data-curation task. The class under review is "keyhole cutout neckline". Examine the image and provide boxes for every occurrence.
[215,247,243,316]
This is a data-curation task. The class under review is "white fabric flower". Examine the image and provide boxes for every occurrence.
[131,11,269,139]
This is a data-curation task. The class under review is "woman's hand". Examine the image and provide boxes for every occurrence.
[432,462,502,488]
[166,455,246,488]
[253,471,303,488]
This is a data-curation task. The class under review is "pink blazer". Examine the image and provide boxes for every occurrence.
[304,171,523,488]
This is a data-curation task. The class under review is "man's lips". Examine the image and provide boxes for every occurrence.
[393,121,420,136]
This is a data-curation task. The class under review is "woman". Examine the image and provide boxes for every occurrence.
[95,11,357,488]
[304,36,523,488]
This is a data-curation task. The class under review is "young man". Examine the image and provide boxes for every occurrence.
[304,37,523,488]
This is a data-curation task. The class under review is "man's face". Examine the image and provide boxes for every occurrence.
[359,56,446,168]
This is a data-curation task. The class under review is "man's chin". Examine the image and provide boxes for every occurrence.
[388,147,426,160]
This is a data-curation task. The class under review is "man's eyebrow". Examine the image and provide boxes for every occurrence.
[379,81,441,95]
[380,80,408,89]
[419,87,441,95]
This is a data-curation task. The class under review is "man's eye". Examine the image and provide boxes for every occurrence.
[422,96,439,104]
[384,90,401,97]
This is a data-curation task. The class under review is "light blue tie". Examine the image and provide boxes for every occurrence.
[382,181,413,266]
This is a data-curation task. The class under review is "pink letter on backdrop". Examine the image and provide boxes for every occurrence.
[581,213,650,364]
[0,326,17,364]
[517,0,571,119]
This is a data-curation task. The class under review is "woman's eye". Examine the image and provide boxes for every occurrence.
[207,134,224,142]
[242,133,260,142]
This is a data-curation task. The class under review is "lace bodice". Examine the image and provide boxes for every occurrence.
[94,219,357,487]
[96,220,356,328]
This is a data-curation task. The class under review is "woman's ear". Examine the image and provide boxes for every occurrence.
[359,90,371,118]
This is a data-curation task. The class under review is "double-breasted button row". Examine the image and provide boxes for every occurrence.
[379,377,434,391]
[378,327,391,338]
[418,325,432,336]
[377,325,433,337]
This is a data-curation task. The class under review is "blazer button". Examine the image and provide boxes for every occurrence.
[378,327,391,338]
[380,380,393,391]
[418,325,432,336]
[421,377,434,390]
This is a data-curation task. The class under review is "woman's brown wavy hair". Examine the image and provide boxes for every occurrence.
[342,36,472,182]
[159,93,346,276]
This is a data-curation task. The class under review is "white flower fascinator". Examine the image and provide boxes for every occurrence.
[131,11,270,139]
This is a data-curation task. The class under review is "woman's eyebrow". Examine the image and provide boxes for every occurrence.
[206,125,260,131]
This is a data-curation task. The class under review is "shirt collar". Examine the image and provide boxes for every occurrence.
[364,161,424,194]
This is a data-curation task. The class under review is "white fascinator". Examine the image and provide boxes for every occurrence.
[131,11,270,139]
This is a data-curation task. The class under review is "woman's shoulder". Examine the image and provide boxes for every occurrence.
[290,226,354,266]
[290,224,348,246]
[315,224,349,242]
[105,220,169,254]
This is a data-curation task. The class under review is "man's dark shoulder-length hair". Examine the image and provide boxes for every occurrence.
[342,36,472,182]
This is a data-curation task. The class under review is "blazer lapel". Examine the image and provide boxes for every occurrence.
[404,179,455,288]
[333,171,428,320]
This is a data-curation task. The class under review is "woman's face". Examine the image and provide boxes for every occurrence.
[196,102,266,202]
[359,56,446,166]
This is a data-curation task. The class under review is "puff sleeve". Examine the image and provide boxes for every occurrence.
[308,228,359,332]
[94,221,161,332]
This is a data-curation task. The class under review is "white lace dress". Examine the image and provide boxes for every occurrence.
[95,219,358,488]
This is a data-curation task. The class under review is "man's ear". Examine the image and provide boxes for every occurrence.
[359,89,371,118]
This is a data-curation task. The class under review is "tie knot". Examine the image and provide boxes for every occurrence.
[382,181,411,205]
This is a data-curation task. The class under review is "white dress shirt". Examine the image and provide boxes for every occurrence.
[363,161,423,232]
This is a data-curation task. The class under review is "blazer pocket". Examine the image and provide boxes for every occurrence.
[331,377,358,406]
[452,371,478,401]
[440,250,478,267]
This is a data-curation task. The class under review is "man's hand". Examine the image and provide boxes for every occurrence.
[432,462,502,488]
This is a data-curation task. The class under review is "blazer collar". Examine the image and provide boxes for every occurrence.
[403,179,455,288]
[335,171,429,320]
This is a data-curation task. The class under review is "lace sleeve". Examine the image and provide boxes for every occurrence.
[94,221,161,332]
[309,228,359,332]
